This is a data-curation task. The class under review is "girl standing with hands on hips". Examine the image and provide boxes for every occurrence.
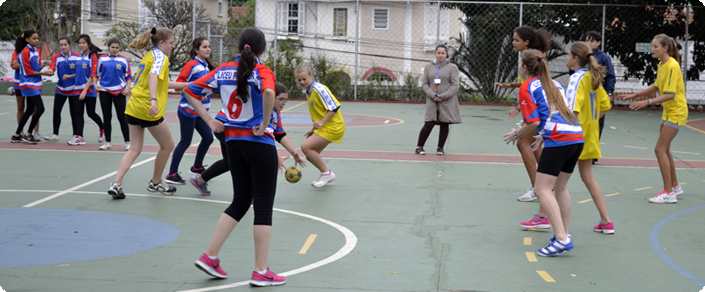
[620,34,687,204]
[106,27,186,199]
[296,64,346,188]
[44,36,80,142]
[96,38,132,151]
[504,50,583,256]
[416,44,460,156]
[69,34,105,145]
[184,27,287,286]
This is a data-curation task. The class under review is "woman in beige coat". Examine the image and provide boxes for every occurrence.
[416,45,461,155]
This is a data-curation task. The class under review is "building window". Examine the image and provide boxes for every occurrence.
[91,0,112,20]
[278,2,305,35]
[373,8,388,30]
[333,8,347,36]
[218,0,223,17]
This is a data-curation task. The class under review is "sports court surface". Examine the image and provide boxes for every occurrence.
[1,95,704,292]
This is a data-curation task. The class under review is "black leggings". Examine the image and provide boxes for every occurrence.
[99,91,129,142]
[223,140,278,226]
[15,95,44,135]
[417,121,449,148]
[200,132,230,182]
[72,96,104,137]
[51,94,78,135]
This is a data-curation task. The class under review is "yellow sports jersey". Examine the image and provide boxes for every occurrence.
[567,68,611,160]
[125,47,170,121]
[655,57,688,126]
[306,80,345,143]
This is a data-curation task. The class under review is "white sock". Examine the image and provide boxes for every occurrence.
[208,255,217,260]
[257,269,267,275]
[322,170,331,175]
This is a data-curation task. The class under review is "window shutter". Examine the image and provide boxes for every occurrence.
[278,2,287,34]
[298,1,305,36]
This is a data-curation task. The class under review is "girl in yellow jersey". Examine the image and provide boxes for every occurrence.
[295,64,345,188]
[565,42,614,233]
[621,34,688,204]
[106,27,188,199]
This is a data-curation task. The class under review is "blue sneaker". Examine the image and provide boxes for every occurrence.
[538,235,573,256]
[548,234,555,243]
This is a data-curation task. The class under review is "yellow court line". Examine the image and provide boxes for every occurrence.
[684,124,705,135]
[525,252,537,262]
[634,187,652,191]
[680,182,687,185]
[282,101,306,113]
[605,192,620,197]
[581,192,621,203]
[299,234,318,254]
[524,237,532,245]
[527,228,536,232]
[578,198,593,204]
[537,271,556,282]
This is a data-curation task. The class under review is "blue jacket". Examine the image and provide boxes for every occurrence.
[593,48,615,94]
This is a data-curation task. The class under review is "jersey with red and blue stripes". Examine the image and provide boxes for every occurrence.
[184,55,276,146]
[75,52,98,97]
[520,76,583,148]
[18,45,42,96]
[49,51,79,96]
[270,109,285,136]
[12,51,20,91]
[96,53,132,96]
[176,57,211,118]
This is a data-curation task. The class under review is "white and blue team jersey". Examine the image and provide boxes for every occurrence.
[184,55,277,146]
[18,45,43,96]
[12,51,20,91]
[74,52,98,98]
[49,51,79,96]
[176,57,211,118]
[96,53,132,96]
[520,76,584,148]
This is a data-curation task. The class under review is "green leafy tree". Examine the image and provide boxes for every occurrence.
[263,39,305,99]
[227,0,256,60]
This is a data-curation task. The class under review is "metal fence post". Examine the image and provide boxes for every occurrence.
[684,4,689,92]
[273,0,279,77]
[354,0,360,100]
[601,4,606,51]
[436,1,441,45]
[518,3,523,77]
[193,0,197,40]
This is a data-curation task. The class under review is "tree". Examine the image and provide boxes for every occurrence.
[104,0,225,71]
[227,0,256,60]
[0,0,81,55]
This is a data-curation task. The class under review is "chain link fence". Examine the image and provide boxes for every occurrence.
[240,1,705,105]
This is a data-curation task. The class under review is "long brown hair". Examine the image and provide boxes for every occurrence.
[522,50,577,125]
[514,26,551,53]
[129,27,173,50]
[190,37,214,70]
[653,33,681,63]
[570,42,605,90]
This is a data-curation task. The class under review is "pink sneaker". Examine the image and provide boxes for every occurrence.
[593,221,615,234]
[250,268,286,286]
[195,253,227,279]
[520,214,551,229]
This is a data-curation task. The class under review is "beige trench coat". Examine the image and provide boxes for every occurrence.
[421,60,461,124]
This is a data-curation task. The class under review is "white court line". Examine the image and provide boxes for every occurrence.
[1,189,358,292]
[673,151,701,156]
[384,119,390,124]
[0,112,9,116]
[624,145,648,150]
[22,156,156,208]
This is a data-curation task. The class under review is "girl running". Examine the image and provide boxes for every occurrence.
[165,37,215,184]
[96,38,132,150]
[504,50,584,256]
[12,29,52,144]
[183,27,287,286]
[106,27,185,199]
[44,36,79,142]
[496,26,551,203]
[69,34,105,146]
[295,64,346,188]
[188,82,306,196]
[620,34,687,204]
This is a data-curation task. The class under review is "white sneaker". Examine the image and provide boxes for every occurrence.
[67,135,86,145]
[99,142,112,150]
[125,141,131,151]
[312,171,336,188]
[648,190,677,204]
[43,134,59,141]
[98,130,105,142]
[672,184,684,196]
[517,187,537,202]
[33,133,41,141]
[147,179,177,195]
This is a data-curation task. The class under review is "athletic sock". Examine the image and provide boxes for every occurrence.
[322,170,331,175]
[257,269,267,275]
[208,255,217,260]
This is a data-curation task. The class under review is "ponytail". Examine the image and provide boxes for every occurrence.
[235,27,267,103]
[15,29,37,54]
[130,27,173,50]
[522,50,578,125]
[569,41,605,90]
[654,34,681,63]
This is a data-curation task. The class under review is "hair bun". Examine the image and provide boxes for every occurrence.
[151,27,157,35]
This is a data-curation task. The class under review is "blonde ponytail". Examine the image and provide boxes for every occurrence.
[522,50,578,125]
[654,34,681,64]
[129,27,174,50]
[570,42,605,90]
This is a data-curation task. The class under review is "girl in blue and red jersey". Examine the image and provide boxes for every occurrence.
[68,34,104,146]
[44,36,80,142]
[165,37,215,184]
[12,29,52,144]
[10,45,41,142]
[503,50,584,257]
[96,38,132,150]
[183,27,287,287]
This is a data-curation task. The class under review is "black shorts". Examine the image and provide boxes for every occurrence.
[126,114,164,128]
[537,143,584,177]
[15,89,22,97]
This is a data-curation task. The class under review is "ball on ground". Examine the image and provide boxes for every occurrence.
[285,166,302,183]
